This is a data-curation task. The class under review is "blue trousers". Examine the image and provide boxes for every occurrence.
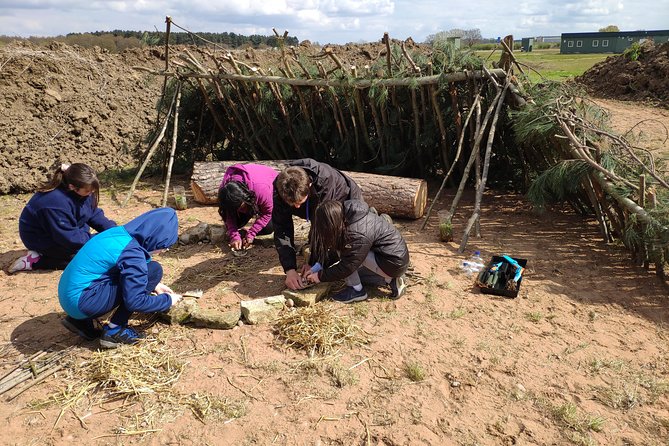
[78,261,163,326]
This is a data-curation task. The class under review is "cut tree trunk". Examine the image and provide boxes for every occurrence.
[190,161,428,219]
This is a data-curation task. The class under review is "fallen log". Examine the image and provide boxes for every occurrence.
[190,161,428,219]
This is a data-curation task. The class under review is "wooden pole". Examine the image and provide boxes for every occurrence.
[161,82,182,207]
[420,91,483,230]
[459,82,509,252]
[122,88,178,207]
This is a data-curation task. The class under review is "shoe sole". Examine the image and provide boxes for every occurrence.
[390,277,407,299]
[61,318,99,341]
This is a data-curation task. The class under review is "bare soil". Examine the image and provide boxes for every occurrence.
[577,41,669,108]
[0,41,667,446]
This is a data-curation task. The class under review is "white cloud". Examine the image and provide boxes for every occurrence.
[0,0,667,43]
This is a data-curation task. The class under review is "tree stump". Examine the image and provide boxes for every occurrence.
[190,161,427,219]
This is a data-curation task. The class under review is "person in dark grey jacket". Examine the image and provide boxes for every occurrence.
[303,199,409,303]
[273,158,363,290]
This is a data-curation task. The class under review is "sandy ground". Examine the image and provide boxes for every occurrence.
[0,172,667,446]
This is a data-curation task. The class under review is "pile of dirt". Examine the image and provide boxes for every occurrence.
[0,38,428,194]
[0,41,166,194]
[576,41,669,107]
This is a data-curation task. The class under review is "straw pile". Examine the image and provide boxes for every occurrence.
[33,335,189,433]
[274,304,368,355]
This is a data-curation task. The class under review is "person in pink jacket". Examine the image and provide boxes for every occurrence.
[218,163,278,250]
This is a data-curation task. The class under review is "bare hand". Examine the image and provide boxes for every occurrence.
[304,271,320,284]
[242,237,252,249]
[154,282,174,294]
[285,269,303,290]
[169,293,182,306]
[300,264,311,277]
[229,239,242,250]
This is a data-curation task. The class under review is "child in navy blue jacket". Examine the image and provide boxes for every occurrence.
[58,207,182,348]
[9,163,116,273]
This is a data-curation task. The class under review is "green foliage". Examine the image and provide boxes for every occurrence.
[599,25,620,32]
[624,42,642,61]
[526,160,591,210]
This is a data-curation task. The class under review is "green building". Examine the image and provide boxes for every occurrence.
[560,30,669,54]
[521,37,534,52]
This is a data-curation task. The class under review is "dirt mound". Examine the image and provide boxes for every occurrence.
[576,41,669,107]
[0,38,429,194]
[0,41,165,193]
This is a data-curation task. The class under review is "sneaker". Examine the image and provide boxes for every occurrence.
[369,207,379,215]
[332,286,368,304]
[8,250,40,274]
[389,274,407,299]
[99,325,145,349]
[62,316,102,341]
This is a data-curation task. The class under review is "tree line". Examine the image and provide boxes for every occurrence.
[0,30,299,52]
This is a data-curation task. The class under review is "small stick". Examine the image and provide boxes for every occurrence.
[348,358,371,370]
[226,376,261,401]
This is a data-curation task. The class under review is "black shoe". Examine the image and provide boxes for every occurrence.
[62,316,102,341]
[99,325,145,349]
[389,274,407,299]
[332,286,368,304]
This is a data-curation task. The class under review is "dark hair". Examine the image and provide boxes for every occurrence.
[218,180,258,220]
[311,200,346,265]
[40,163,101,208]
[275,166,310,205]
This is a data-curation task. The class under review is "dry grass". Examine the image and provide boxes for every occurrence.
[28,330,246,433]
[274,303,369,355]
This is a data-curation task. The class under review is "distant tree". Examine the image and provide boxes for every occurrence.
[599,25,620,32]
[425,28,482,47]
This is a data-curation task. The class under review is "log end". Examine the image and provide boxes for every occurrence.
[191,180,217,205]
[413,180,428,218]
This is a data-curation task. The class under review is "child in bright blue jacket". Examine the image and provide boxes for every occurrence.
[58,207,182,348]
[10,163,116,273]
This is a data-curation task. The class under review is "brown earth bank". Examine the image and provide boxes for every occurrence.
[0,38,427,194]
[0,41,168,194]
[577,41,669,108]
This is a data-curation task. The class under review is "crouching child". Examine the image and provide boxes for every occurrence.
[304,200,409,303]
[57,207,182,348]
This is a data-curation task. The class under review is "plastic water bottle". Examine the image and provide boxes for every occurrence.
[461,251,485,276]
[470,251,485,269]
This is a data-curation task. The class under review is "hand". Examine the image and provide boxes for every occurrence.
[304,271,320,284]
[169,293,182,306]
[285,269,303,290]
[154,282,174,294]
[300,264,311,277]
[242,237,253,249]
[229,239,242,250]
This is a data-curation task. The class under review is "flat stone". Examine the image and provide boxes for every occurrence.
[161,297,239,329]
[240,295,286,324]
[190,308,240,329]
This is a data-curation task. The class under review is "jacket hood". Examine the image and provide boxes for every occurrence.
[123,207,178,251]
[343,199,370,225]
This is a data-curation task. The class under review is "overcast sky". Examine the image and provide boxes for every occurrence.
[1,0,668,44]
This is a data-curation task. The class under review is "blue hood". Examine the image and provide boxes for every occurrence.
[123,207,178,252]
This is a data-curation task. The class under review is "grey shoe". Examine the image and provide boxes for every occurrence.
[389,274,407,299]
